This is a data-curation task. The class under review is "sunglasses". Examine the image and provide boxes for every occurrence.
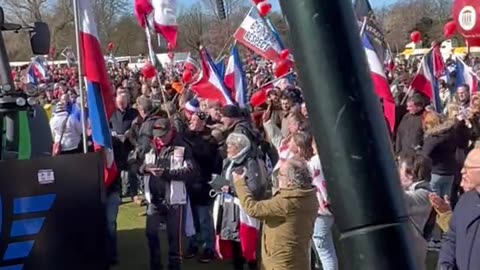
[195,112,208,121]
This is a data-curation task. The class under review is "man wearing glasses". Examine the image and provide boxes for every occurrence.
[438,148,480,270]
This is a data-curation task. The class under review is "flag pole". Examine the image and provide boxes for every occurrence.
[400,46,434,105]
[359,16,368,36]
[253,71,294,92]
[73,0,89,154]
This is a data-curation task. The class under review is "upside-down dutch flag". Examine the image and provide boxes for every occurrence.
[224,45,247,108]
[455,56,478,95]
[362,33,395,133]
[26,56,48,85]
[26,64,40,85]
[215,57,226,78]
[184,53,199,74]
[191,47,233,105]
[410,46,444,112]
[134,0,178,49]
[79,0,117,187]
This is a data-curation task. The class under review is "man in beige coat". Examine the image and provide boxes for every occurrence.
[233,157,319,270]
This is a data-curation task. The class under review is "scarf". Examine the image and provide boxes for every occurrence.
[225,145,250,181]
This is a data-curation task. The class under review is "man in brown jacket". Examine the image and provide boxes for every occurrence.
[233,157,319,270]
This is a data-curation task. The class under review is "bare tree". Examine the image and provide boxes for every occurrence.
[177,3,206,52]
[1,0,50,24]
[92,0,129,44]
[377,0,451,49]
[47,0,74,51]
[200,0,249,20]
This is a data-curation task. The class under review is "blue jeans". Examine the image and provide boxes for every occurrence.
[188,205,214,252]
[313,215,338,270]
[121,169,139,197]
[430,174,454,198]
[106,191,121,263]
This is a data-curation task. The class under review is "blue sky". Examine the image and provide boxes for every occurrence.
[177,0,398,10]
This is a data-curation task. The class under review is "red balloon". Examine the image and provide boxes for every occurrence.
[280,49,290,60]
[182,70,193,83]
[252,0,264,4]
[444,21,457,38]
[273,59,291,78]
[410,31,422,44]
[257,2,272,17]
[107,42,114,51]
[141,63,156,79]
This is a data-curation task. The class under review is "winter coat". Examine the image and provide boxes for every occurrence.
[439,191,480,270]
[138,134,198,207]
[183,129,223,206]
[421,120,458,175]
[222,149,267,201]
[110,107,138,170]
[395,111,424,156]
[234,179,318,270]
[404,181,432,270]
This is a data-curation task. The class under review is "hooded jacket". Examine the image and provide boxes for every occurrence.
[421,120,458,175]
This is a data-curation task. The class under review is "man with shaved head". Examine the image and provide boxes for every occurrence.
[438,148,480,270]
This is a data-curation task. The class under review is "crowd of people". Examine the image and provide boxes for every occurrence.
[9,49,480,270]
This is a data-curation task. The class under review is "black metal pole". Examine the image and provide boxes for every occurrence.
[279,1,417,269]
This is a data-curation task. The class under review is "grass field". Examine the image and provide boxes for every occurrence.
[113,201,228,270]
[113,202,439,270]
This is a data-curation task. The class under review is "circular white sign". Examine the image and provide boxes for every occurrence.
[459,6,476,31]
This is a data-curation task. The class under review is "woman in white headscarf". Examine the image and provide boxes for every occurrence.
[215,132,267,270]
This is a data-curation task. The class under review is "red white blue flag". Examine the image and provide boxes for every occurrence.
[455,56,478,95]
[410,46,445,112]
[362,33,395,133]
[191,47,233,105]
[134,0,178,49]
[224,45,247,108]
[233,7,283,61]
[79,0,117,187]
[184,53,199,73]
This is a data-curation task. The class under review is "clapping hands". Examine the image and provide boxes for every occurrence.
[428,193,451,214]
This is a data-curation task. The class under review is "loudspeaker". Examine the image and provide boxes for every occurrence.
[216,0,226,20]
[30,22,50,55]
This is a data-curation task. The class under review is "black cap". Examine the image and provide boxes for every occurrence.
[152,118,171,137]
[221,105,242,118]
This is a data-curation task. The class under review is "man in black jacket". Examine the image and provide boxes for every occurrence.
[111,93,139,199]
[139,118,198,270]
[183,112,222,263]
[395,93,426,156]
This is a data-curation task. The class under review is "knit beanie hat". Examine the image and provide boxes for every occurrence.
[185,98,200,113]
